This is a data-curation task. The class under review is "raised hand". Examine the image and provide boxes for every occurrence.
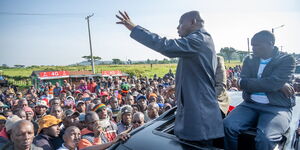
[116,11,136,31]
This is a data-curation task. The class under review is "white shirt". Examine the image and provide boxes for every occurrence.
[251,58,272,104]
[57,144,78,150]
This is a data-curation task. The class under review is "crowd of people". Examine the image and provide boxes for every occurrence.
[0,70,177,150]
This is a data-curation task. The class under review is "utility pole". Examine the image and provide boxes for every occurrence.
[86,13,95,74]
[247,38,250,54]
[272,24,284,34]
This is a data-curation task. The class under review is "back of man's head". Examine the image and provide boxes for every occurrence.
[85,111,99,122]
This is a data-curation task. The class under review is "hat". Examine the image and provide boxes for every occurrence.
[0,115,6,120]
[136,95,147,101]
[75,90,82,94]
[66,96,75,101]
[35,100,48,108]
[120,105,133,114]
[5,115,22,132]
[38,115,62,133]
[149,93,157,98]
[92,103,106,113]
[121,84,130,91]
[100,91,109,97]
[76,101,85,107]
[64,109,80,118]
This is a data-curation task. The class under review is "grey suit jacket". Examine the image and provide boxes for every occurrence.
[130,25,224,140]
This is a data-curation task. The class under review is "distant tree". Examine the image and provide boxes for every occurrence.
[127,59,132,64]
[170,58,178,63]
[112,58,122,64]
[220,47,237,63]
[1,64,9,69]
[14,65,25,68]
[236,51,249,62]
[146,59,151,64]
[82,56,102,62]
[158,58,169,64]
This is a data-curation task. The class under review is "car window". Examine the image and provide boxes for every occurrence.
[296,65,300,74]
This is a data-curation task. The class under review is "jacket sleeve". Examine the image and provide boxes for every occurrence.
[130,25,205,58]
[240,55,296,92]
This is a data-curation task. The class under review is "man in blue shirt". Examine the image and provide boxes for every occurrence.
[224,30,296,150]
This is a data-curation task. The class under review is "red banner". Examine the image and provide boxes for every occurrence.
[101,70,122,76]
[39,71,69,78]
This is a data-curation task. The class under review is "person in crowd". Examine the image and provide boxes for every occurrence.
[14,109,27,120]
[0,120,42,150]
[17,98,29,109]
[78,111,107,149]
[148,93,157,103]
[0,115,6,133]
[1,115,22,141]
[49,98,61,107]
[53,82,62,97]
[136,95,149,122]
[57,126,81,150]
[108,96,120,120]
[62,109,80,130]
[0,115,7,143]
[87,78,97,93]
[34,100,48,121]
[33,115,62,150]
[92,104,118,142]
[50,105,64,119]
[15,92,23,100]
[76,100,86,114]
[224,30,296,150]
[147,102,160,120]
[132,112,145,129]
[124,94,135,105]
[215,56,230,118]
[117,105,133,134]
[23,106,39,135]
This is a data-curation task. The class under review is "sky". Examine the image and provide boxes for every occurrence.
[0,0,299,66]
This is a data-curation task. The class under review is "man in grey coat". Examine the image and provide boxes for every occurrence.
[116,10,224,142]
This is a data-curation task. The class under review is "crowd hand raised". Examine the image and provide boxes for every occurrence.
[116,11,136,31]
[280,83,295,98]
[113,132,130,143]
[92,122,102,137]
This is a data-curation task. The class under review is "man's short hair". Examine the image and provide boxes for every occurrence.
[252,30,275,45]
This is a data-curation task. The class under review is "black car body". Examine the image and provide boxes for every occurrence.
[109,92,300,150]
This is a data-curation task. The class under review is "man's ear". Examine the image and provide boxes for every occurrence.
[191,19,197,25]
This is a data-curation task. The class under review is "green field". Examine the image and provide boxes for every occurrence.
[1,61,242,88]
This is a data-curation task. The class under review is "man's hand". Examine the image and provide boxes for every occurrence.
[92,121,102,137]
[113,132,130,143]
[280,83,295,98]
[116,11,136,31]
